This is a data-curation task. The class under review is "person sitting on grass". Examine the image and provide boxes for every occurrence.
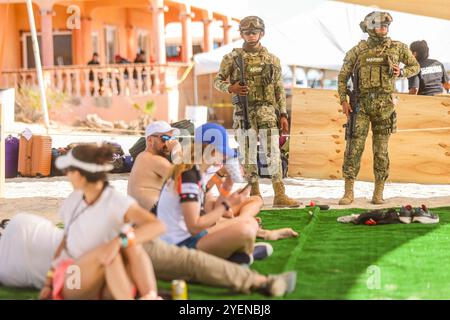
[0,213,297,297]
[39,144,165,300]
[157,123,275,266]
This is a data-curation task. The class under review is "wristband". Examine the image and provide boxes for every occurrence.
[219,186,231,197]
[120,234,129,248]
[210,175,223,186]
[127,230,136,247]
[119,224,136,248]
[221,201,231,212]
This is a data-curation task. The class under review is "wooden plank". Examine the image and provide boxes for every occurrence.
[289,88,450,184]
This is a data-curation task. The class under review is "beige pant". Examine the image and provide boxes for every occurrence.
[143,239,260,293]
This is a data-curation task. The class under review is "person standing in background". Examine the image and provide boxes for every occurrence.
[408,40,450,95]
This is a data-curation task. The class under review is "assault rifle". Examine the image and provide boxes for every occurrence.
[232,54,250,131]
[344,71,360,157]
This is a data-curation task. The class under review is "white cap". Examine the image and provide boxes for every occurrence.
[145,121,180,139]
[55,150,114,173]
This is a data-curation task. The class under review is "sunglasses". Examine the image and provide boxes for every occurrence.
[242,30,261,36]
[152,134,176,142]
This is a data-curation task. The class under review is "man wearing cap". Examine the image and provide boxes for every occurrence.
[213,16,299,208]
[128,121,180,211]
[337,11,419,205]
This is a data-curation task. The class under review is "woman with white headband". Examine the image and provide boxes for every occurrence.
[39,144,165,300]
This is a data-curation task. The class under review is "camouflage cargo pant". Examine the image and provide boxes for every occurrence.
[233,104,282,183]
[343,93,397,181]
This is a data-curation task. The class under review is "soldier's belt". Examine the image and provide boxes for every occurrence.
[360,92,392,99]
[232,100,273,107]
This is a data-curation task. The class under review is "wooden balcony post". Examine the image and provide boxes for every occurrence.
[137,66,143,95]
[74,69,81,97]
[93,69,100,97]
[111,67,118,95]
[84,69,90,97]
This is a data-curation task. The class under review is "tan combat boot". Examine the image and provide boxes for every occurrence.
[250,181,262,198]
[272,181,300,208]
[339,179,354,205]
[371,180,385,204]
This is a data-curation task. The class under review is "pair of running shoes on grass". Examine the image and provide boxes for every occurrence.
[337,205,439,225]
[399,205,439,224]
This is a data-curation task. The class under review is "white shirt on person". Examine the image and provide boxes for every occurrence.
[59,185,136,259]
[0,213,63,289]
[158,166,209,245]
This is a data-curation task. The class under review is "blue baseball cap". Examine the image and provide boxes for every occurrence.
[194,123,236,158]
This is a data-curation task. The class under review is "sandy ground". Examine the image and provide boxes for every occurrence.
[1,174,449,224]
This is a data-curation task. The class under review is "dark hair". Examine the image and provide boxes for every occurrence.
[68,144,114,183]
[410,40,429,62]
[93,52,99,57]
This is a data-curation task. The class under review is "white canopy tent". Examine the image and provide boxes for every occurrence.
[194,1,450,77]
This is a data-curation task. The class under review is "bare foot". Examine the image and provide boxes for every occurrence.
[263,228,299,241]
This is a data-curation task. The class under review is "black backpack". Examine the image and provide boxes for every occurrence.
[129,137,146,159]
[172,119,194,144]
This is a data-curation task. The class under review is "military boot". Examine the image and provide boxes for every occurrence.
[250,182,262,198]
[272,181,300,208]
[371,180,385,204]
[339,179,354,205]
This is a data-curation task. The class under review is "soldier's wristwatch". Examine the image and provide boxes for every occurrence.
[280,113,289,119]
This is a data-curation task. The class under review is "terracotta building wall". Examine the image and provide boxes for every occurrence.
[91,7,128,62]
[14,3,70,32]
[0,4,21,74]
[126,8,154,60]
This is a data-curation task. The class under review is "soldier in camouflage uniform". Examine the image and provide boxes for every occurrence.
[213,16,299,207]
[337,12,420,205]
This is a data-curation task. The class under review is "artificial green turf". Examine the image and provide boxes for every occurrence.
[2,207,450,300]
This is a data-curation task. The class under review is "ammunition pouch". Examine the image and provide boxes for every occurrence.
[390,110,397,134]
[372,111,397,135]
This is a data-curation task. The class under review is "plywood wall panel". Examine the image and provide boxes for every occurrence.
[289,88,450,184]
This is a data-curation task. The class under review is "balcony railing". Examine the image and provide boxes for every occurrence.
[1,63,186,97]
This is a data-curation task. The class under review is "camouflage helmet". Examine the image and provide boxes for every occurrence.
[359,11,393,33]
[239,16,265,32]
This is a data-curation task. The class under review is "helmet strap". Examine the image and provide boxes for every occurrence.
[242,32,263,52]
